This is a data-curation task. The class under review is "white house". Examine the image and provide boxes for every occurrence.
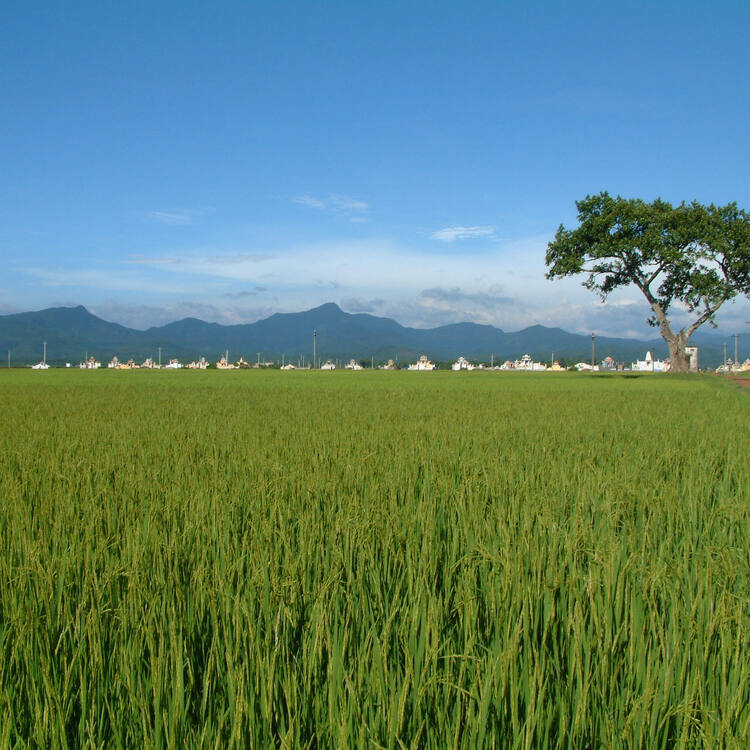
[503,354,548,371]
[632,351,668,372]
[408,355,436,371]
[452,356,474,371]
[344,359,363,370]
[320,360,336,370]
[164,358,183,369]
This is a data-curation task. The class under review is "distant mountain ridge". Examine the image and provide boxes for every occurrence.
[0,303,740,367]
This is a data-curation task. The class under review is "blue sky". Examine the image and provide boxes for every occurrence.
[2,1,749,337]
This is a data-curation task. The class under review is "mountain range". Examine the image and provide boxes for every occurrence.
[0,303,743,367]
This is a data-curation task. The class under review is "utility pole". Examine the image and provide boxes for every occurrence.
[724,342,728,369]
[7,350,10,368]
[371,355,374,369]
[158,346,162,368]
[491,353,494,368]
[313,330,317,370]
[257,351,260,367]
[282,353,285,368]
[735,333,739,369]
[591,334,596,369]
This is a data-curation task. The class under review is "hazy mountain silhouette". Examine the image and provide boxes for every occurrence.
[0,302,737,366]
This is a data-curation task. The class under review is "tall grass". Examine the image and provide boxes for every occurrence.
[0,370,748,748]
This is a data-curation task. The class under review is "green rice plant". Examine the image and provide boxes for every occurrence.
[0,370,748,748]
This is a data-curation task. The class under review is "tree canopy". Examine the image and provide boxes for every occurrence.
[545,193,750,371]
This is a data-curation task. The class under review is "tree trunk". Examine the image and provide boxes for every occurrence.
[664,333,690,373]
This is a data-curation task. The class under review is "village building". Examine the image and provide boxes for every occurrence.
[685,346,699,372]
[452,356,474,371]
[408,355,436,370]
[502,354,547,371]
[632,351,668,372]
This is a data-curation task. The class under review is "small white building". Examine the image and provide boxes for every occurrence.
[164,358,183,369]
[31,361,50,369]
[685,346,699,372]
[452,356,474,371]
[408,355,436,371]
[344,359,363,370]
[632,351,668,372]
[503,354,547,371]
[320,360,336,370]
[216,357,235,369]
[380,359,397,370]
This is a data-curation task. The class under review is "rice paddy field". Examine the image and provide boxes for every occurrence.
[1,369,749,749]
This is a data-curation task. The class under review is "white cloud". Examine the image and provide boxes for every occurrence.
[328,195,369,211]
[293,194,369,217]
[143,209,208,226]
[88,301,278,330]
[17,231,750,337]
[293,196,326,209]
[432,226,495,242]
[18,267,203,295]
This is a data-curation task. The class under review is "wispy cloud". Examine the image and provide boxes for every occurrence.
[432,226,495,242]
[420,286,517,309]
[19,267,203,295]
[222,290,258,299]
[340,297,386,314]
[22,230,749,337]
[294,196,326,209]
[293,193,369,220]
[208,253,274,265]
[142,208,210,226]
[125,255,183,265]
[88,301,279,330]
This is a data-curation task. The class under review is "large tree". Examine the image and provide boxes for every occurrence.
[545,193,750,372]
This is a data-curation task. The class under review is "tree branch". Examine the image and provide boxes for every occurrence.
[633,277,675,339]
[684,299,725,339]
